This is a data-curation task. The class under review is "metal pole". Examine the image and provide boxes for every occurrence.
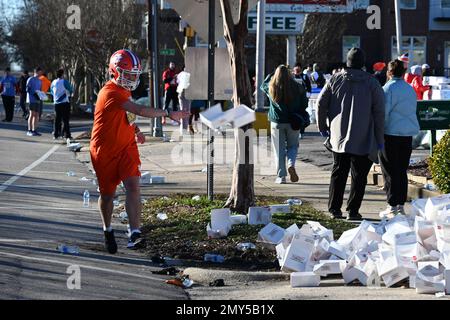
[394,0,403,56]
[152,0,163,137]
[146,2,154,135]
[207,0,215,201]
[287,36,296,68]
[255,0,266,112]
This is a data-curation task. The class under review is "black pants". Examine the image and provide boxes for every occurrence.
[19,94,28,115]
[164,87,179,111]
[1,95,15,122]
[379,135,412,207]
[54,103,71,139]
[329,152,373,214]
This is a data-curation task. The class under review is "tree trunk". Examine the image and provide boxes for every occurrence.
[220,0,255,214]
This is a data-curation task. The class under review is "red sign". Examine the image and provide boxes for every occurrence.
[267,0,347,4]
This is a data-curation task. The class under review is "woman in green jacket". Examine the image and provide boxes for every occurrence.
[261,65,309,184]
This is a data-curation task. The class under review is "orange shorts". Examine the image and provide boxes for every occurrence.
[91,144,141,195]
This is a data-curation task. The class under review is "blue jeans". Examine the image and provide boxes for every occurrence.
[271,122,300,178]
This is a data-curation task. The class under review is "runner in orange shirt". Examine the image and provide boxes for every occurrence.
[91,49,188,254]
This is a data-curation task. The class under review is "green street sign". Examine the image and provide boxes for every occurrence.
[417,100,450,131]
[160,49,176,56]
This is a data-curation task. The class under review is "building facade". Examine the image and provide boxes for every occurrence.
[342,0,450,76]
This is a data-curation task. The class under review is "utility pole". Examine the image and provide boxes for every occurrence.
[255,0,266,112]
[146,0,154,135]
[152,0,163,137]
[207,0,215,201]
[394,0,403,56]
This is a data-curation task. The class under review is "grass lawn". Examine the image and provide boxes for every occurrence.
[136,194,355,270]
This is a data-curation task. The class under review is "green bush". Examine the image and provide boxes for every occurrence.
[429,130,450,194]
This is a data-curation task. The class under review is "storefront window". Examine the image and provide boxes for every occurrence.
[392,36,427,65]
[442,0,450,9]
[401,0,417,9]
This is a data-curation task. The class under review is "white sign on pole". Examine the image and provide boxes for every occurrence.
[248,12,306,34]
[166,0,259,42]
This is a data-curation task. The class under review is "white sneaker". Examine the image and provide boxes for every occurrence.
[379,205,398,219]
[275,177,286,184]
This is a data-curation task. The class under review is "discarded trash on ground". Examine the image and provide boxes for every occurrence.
[204,254,225,263]
[152,267,180,276]
[151,176,165,184]
[209,279,225,287]
[66,171,76,177]
[79,177,90,182]
[286,199,303,206]
[113,200,120,207]
[236,243,256,252]
[151,254,166,264]
[119,211,128,224]
[140,172,151,185]
[268,193,450,295]
[57,245,79,255]
[157,213,169,221]
[68,143,82,152]
[192,195,201,201]
[166,276,194,289]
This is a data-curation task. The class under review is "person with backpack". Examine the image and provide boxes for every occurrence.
[261,65,309,184]
[311,63,326,89]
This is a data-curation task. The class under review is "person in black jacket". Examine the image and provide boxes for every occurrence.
[293,63,312,95]
[18,70,30,118]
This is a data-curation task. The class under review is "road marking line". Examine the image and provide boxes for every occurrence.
[0,251,164,282]
[0,145,60,193]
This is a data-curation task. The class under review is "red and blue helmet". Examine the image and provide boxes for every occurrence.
[109,49,142,91]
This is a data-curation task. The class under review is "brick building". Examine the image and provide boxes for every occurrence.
[335,0,450,76]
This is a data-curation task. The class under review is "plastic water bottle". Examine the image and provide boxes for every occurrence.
[83,190,90,208]
[204,254,225,263]
[57,245,79,255]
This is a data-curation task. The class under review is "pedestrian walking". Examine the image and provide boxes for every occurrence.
[379,60,420,219]
[50,69,73,140]
[26,67,43,136]
[162,62,179,125]
[293,63,312,96]
[189,100,204,135]
[0,67,17,122]
[177,65,191,134]
[317,48,385,220]
[18,70,30,119]
[261,65,309,184]
[90,49,188,254]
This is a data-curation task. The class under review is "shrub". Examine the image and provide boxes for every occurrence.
[429,130,450,194]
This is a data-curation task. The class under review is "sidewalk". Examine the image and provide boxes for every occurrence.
[130,123,388,220]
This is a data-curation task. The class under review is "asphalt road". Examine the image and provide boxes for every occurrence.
[0,115,187,300]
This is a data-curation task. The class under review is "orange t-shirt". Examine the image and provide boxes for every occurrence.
[39,75,51,93]
[90,81,135,160]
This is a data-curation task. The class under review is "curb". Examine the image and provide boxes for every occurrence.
[368,172,441,200]
[182,268,290,285]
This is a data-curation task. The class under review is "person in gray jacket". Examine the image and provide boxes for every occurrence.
[317,48,385,220]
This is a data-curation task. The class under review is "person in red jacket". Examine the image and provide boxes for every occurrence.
[162,62,179,124]
[410,65,431,100]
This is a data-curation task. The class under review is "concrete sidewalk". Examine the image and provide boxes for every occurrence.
[125,123,387,220]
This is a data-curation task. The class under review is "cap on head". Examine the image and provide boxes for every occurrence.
[373,62,386,72]
[398,53,410,64]
[347,48,366,69]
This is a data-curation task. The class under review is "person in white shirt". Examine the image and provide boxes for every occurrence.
[50,69,73,140]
